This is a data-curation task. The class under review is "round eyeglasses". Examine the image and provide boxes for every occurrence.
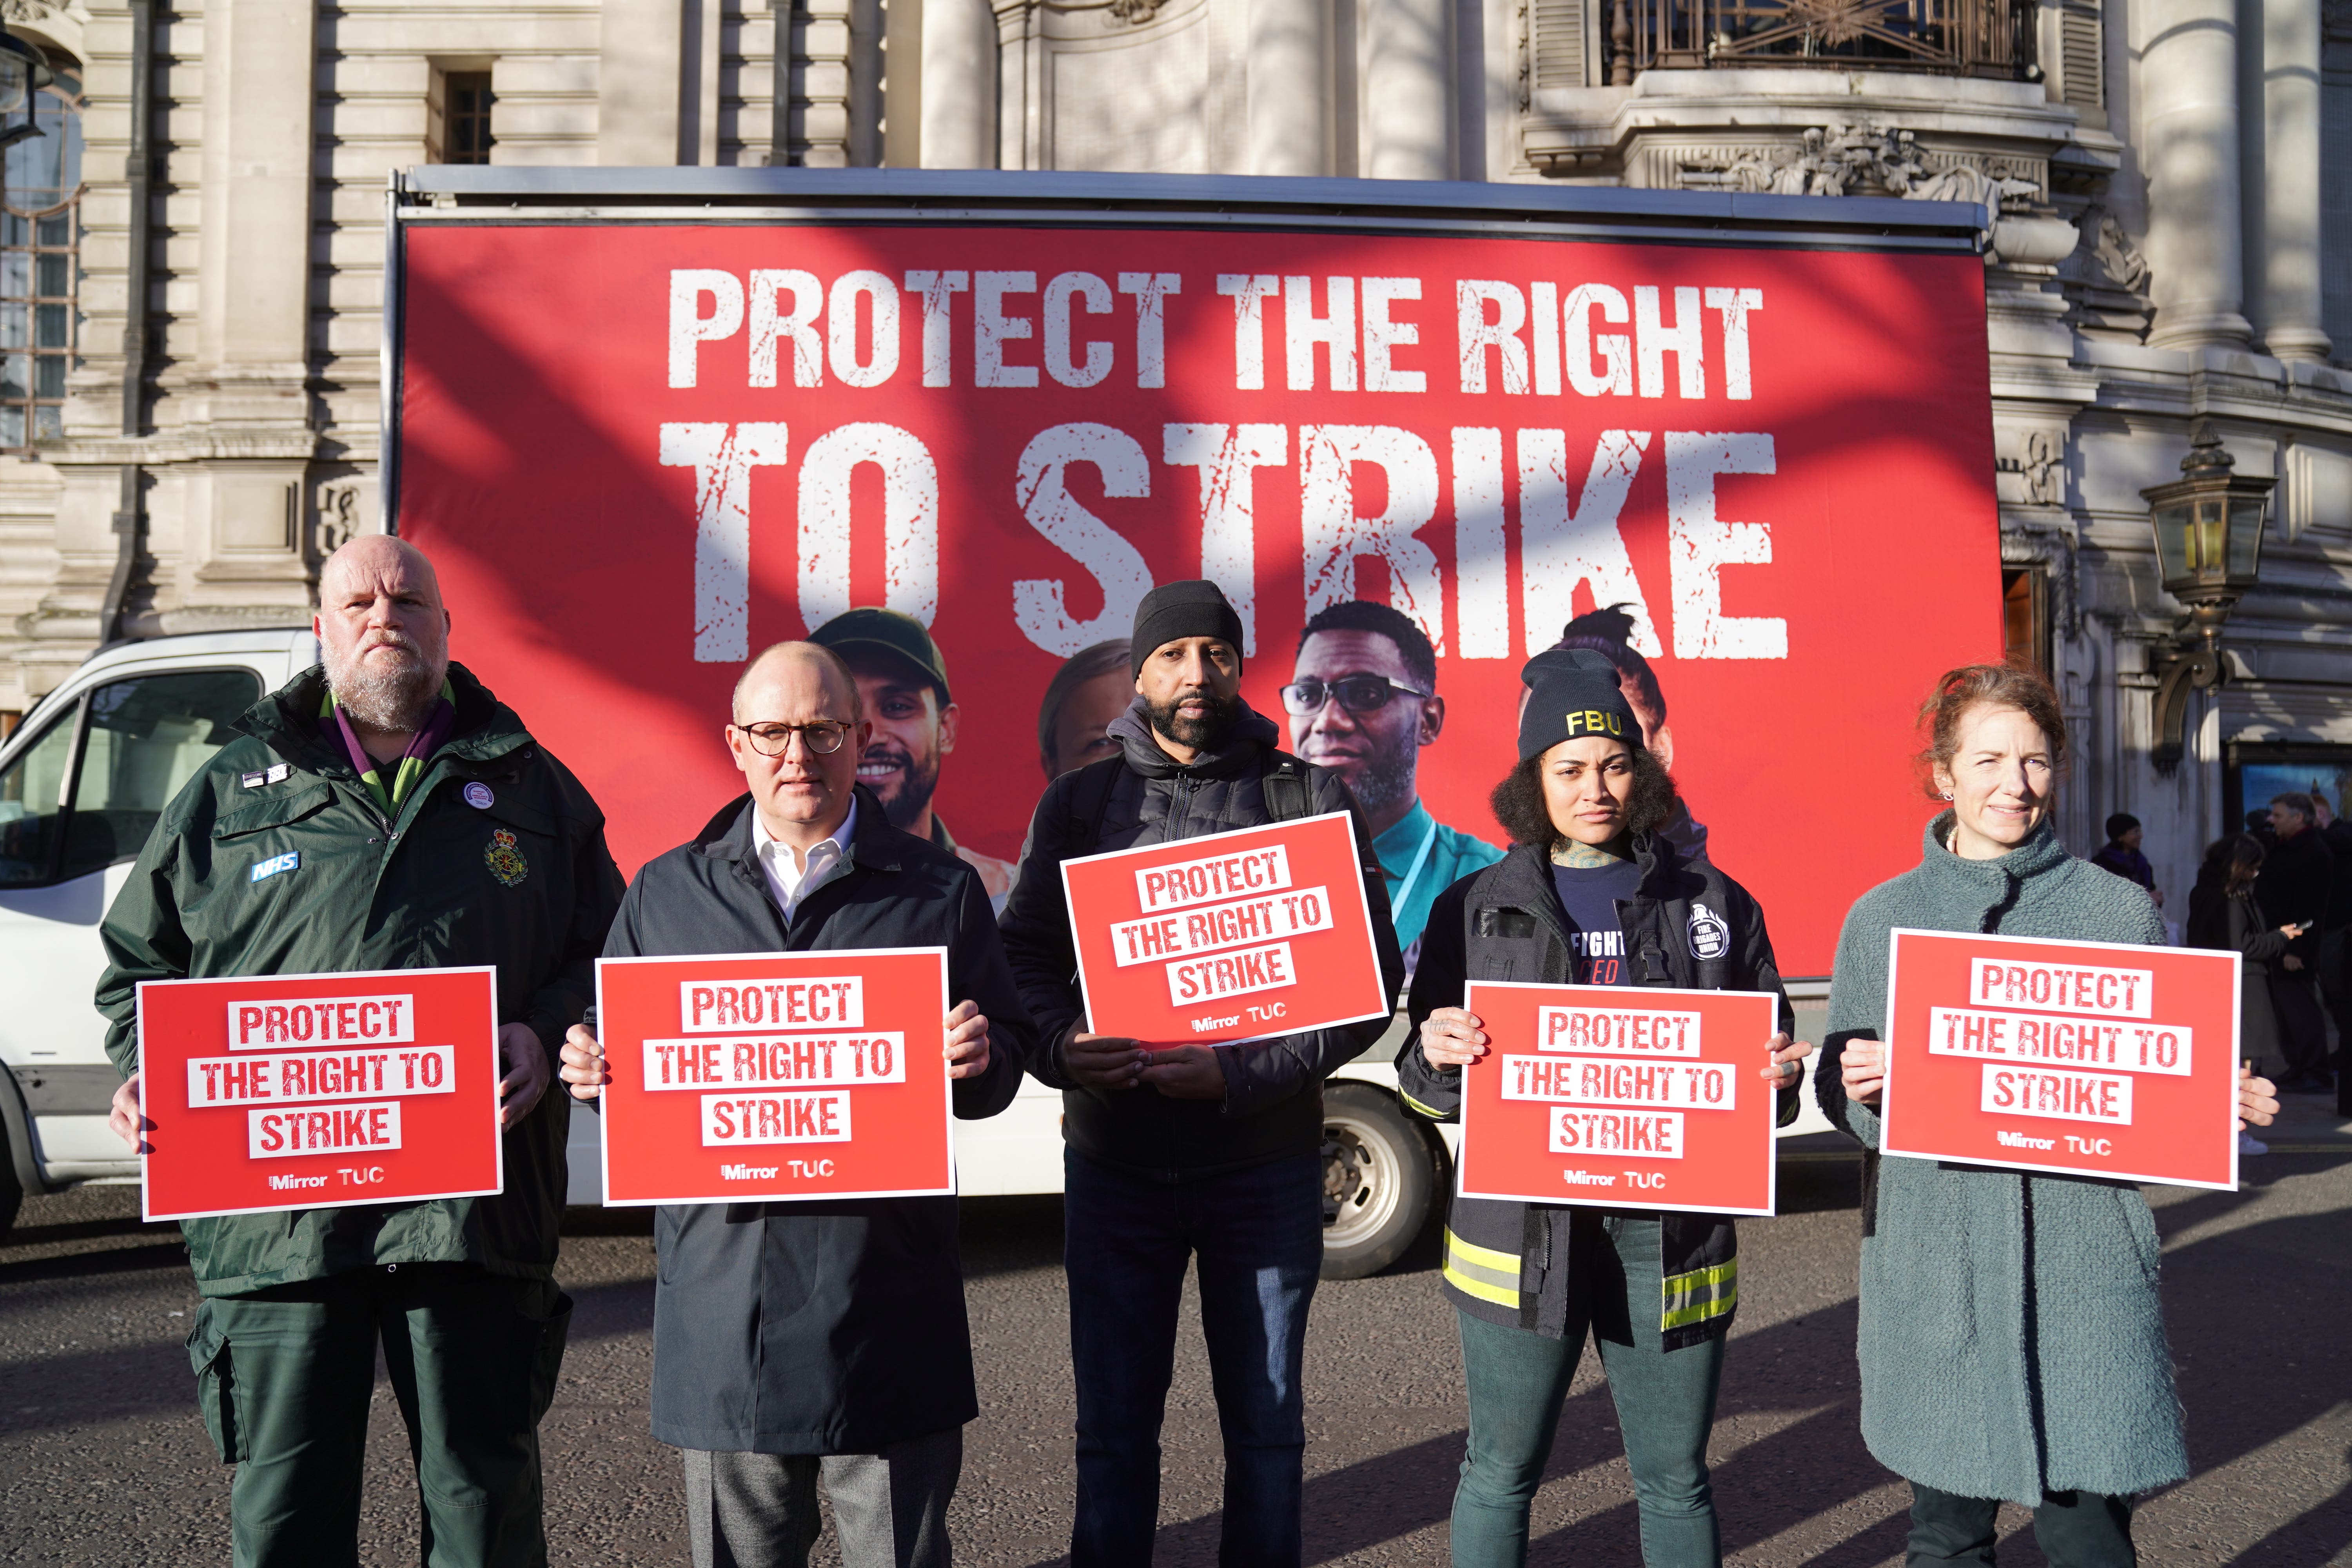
[736,720,853,757]
[1279,675,1428,717]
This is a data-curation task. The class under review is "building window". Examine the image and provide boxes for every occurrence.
[447,73,494,164]
[0,65,82,452]
[1621,0,2033,80]
[2002,564,2050,673]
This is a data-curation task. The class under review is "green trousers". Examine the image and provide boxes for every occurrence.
[1451,1214,1726,1568]
[185,1261,573,1568]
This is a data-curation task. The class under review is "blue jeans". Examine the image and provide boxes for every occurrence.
[1063,1148,1323,1568]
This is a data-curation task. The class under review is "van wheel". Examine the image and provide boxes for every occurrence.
[1320,1085,1434,1279]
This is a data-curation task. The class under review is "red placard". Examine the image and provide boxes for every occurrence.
[1458,982,1779,1215]
[1060,812,1389,1048]
[136,966,503,1223]
[595,948,952,1204]
[1881,929,2240,1190]
[395,220,2002,976]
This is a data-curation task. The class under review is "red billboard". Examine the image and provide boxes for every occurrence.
[394,216,1998,972]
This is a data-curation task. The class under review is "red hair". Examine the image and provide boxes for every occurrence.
[1916,660,2066,799]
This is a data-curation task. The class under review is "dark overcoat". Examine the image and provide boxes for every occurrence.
[603,787,1034,1455]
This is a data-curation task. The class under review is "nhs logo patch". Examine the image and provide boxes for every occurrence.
[250,851,301,884]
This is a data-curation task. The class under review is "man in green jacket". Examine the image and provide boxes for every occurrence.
[96,535,625,1568]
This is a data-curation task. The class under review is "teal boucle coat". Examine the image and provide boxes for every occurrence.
[1818,815,2187,1505]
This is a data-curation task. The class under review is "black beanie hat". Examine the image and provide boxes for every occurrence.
[1518,647,1642,761]
[1131,580,1245,676]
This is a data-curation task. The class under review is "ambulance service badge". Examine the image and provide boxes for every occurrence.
[485,827,529,887]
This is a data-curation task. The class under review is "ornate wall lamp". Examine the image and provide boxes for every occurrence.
[2141,425,2273,767]
[0,31,52,151]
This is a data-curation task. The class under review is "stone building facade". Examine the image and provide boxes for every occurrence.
[0,0,2348,906]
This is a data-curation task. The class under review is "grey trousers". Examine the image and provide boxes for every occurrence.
[682,1428,962,1568]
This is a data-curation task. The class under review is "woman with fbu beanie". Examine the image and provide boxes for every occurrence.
[1817,662,2280,1567]
[1394,647,1811,1568]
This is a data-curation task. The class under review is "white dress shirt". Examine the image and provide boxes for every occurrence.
[754,795,857,924]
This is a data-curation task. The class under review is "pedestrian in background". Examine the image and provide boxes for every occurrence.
[1396,647,1808,1568]
[2306,789,2352,1113]
[2088,811,2162,908]
[98,537,626,1568]
[1819,661,2278,1568]
[558,641,1032,1568]
[2186,833,2298,1156]
[997,581,1405,1568]
[2256,791,2335,1094]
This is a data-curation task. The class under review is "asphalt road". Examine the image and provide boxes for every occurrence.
[4,1097,2348,1567]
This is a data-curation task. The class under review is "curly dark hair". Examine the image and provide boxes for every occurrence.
[1489,745,1677,849]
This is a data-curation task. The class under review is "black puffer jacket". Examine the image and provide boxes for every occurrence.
[1396,837,1796,1350]
[998,697,1405,1178]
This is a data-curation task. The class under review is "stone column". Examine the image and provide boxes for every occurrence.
[2139,0,2252,348]
[1364,0,1450,181]
[1248,0,1327,177]
[169,0,316,621]
[919,0,996,168]
[598,0,686,165]
[2254,0,2331,360]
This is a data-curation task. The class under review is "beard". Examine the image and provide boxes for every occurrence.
[323,632,445,732]
[862,742,941,831]
[1146,688,1241,753]
[1342,746,1417,817]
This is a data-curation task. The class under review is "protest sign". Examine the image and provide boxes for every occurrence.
[595,947,953,1204]
[1457,981,1779,1215]
[136,966,502,1222]
[1060,812,1388,1048]
[1880,929,2241,1190]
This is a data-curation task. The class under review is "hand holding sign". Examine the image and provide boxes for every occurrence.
[497,1023,551,1125]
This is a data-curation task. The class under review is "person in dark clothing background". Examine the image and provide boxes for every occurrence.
[2187,834,2299,1153]
[2308,790,2352,1111]
[997,580,1404,1568]
[558,641,1033,1568]
[2088,812,2162,909]
[2256,792,2336,1093]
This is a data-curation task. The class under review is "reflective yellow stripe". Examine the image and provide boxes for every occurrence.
[1660,1258,1739,1330]
[1442,1228,1523,1308]
[1445,1229,1521,1275]
[1444,1260,1521,1307]
[1399,1090,1448,1120]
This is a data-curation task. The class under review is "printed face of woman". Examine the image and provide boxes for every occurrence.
[1935,703,2054,860]
[1541,735,1638,847]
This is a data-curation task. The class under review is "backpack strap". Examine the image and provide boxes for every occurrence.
[1261,755,1311,824]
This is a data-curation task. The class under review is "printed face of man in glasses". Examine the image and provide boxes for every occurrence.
[1285,622,1444,839]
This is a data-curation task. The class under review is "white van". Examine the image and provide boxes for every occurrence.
[0,629,1829,1275]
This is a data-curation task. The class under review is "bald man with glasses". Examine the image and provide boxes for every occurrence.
[559,640,1034,1568]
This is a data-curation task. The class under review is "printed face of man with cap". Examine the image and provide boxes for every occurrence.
[807,608,960,839]
[1287,620,1442,840]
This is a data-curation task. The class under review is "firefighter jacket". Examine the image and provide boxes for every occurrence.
[94,662,626,1296]
[1394,836,1797,1350]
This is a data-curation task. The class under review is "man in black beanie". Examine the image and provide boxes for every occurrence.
[998,580,1405,1568]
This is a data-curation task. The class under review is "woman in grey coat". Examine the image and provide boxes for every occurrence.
[1817,661,2279,1568]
